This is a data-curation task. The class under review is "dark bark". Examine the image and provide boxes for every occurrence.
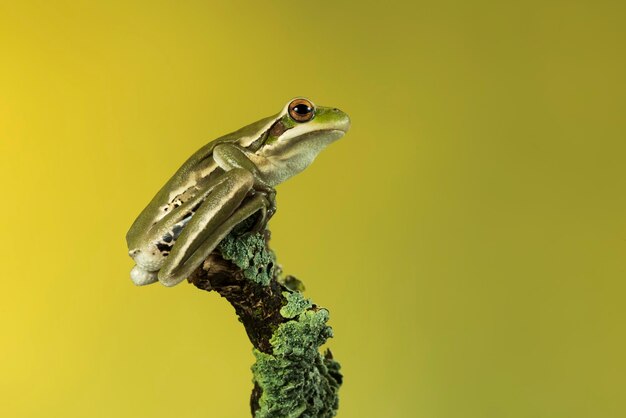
[189,249,287,354]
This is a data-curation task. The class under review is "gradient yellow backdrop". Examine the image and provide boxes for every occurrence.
[1,1,625,417]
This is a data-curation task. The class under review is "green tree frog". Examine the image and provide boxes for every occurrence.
[126,98,350,287]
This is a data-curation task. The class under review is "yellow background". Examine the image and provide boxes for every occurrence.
[1,1,625,417]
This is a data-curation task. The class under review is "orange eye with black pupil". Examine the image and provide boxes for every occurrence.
[288,98,315,123]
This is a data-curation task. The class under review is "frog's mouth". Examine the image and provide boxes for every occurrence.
[292,129,347,155]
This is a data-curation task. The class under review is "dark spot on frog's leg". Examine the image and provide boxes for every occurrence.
[172,224,183,238]
[163,232,173,243]
[190,201,202,213]
[156,242,173,252]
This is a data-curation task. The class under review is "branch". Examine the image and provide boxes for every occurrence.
[188,219,342,417]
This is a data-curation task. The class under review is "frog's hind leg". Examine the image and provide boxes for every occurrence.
[159,194,269,287]
[157,169,269,287]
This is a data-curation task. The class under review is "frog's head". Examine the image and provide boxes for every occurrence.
[260,98,350,172]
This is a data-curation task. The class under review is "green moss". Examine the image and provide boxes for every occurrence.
[279,291,312,319]
[252,309,341,418]
[218,227,275,286]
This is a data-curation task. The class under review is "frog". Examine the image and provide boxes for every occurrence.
[126,98,350,287]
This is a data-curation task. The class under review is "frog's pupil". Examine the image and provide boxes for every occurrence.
[294,104,311,115]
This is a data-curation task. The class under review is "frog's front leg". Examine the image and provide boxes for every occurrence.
[157,168,268,287]
[213,143,277,219]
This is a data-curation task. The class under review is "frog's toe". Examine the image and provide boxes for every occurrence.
[130,266,159,286]
[157,272,186,288]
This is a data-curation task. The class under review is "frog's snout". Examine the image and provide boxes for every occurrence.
[128,249,140,257]
[332,108,351,133]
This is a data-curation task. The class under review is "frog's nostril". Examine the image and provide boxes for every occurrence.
[129,249,140,257]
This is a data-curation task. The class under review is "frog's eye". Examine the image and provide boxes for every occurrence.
[288,98,315,123]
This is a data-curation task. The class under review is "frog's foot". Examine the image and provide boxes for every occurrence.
[130,265,159,286]
[265,189,277,219]
[235,189,272,235]
[246,199,270,234]
[254,186,276,226]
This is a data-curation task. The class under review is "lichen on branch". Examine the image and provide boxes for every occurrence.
[253,307,342,418]
[189,220,342,417]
